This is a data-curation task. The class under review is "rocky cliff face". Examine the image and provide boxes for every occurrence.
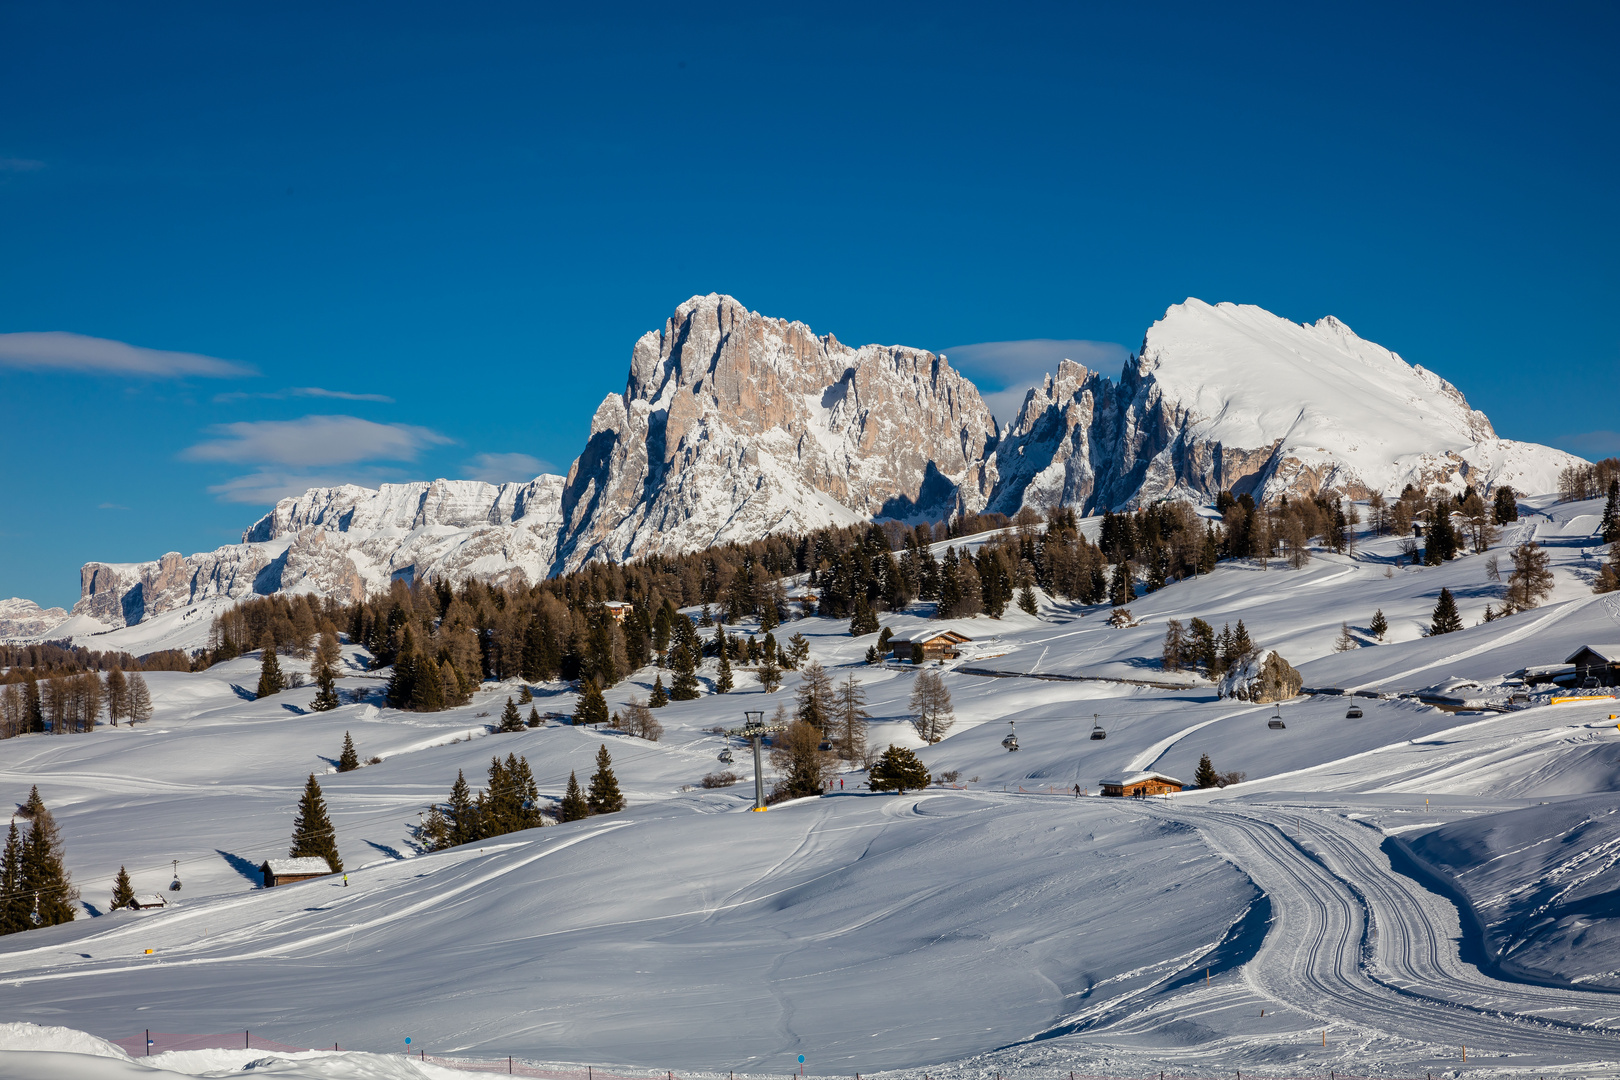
[552,293,998,572]
[50,294,1584,632]
[72,476,566,628]
[0,598,71,639]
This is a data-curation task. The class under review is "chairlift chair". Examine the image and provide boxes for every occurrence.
[1089,714,1106,741]
[1345,705,1364,719]
[168,859,182,892]
[1001,719,1019,752]
[717,748,734,764]
[1268,718,1287,730]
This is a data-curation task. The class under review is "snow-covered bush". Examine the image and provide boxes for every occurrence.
[1216,649,1301,703]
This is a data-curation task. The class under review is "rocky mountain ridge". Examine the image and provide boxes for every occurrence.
[22,294,1583,635]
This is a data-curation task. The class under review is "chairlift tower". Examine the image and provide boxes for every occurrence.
[726,710,786,811]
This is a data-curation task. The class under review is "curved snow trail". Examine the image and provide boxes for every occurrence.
[1116,801,1620,1060]
[1126,707,1266,773]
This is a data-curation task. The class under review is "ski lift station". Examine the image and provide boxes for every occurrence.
[260,857,334,888]
[1100,772,1184,798]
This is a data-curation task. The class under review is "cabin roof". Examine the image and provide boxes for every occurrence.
[890,630,973,646]
[262,857,333,876]
[1100,771,1184,788]
[131,894,166,907]
[1565,644,1620,664]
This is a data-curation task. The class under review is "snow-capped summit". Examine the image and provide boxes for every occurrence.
[990,299,1580,513]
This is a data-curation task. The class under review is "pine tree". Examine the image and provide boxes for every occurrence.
[559,771,589,822]
[518,685,534,704]
[648,674,669,707]
[714,646,734,693]
[1161,618,1187,672]
[111,865,134,910]
[868,745,931,793]
[419,805,450,851]
[256,631,286,699]
[499,696,525,732]
[527,705,542,728]
[669,642,701,700]
[24,675,44,733]
[573,680,609,726]
[1194,753,1219,789]
[1429,588,1464,636]
[337,731,360,772]
[1230,620,1254,662]
[1334,622,1357,652]
[1017,582,1039,616]
[849,597,879,636]
[1600,479,1620,543]
[447,770,479,845]
[289,773,343,872]
[309,652,341,711]
[1109,562,1133,606]
[586,744,625,814]
[757,646,783,692]
[0,822,30,934]
[411,656,446,713]
[128,673,153,724]
[23,793,75,926]
[1492,485,1519,525]
[1369,608,1388,641]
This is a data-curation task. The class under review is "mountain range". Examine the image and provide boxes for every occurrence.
[13,294,1583,636]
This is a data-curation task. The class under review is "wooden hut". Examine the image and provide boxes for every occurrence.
[1099,772,1184,798]
[1565,644,1620,687]
[260,857,334,888]
[125,894,167,910]
[889,630,972,663]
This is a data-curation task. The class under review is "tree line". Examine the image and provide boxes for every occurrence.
[0,668,154,739]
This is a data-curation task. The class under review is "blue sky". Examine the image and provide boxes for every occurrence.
[2,2,1616,609]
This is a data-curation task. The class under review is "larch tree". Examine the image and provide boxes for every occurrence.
[1504,541,1555,613]
[795,661,834,730]
[908,668,955,743]
[832,673,870,761]
[127,674,153,724]
[1334,622,1358,652]
[104,668,128,726]
[769,720,837,800]
[586,744,625,814]
[289,773,343,872]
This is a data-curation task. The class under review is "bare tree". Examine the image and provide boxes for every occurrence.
[795,661,834,730]
[769,720,837,800]
[832,673,870,761]
[1503,541,1554,613]
[909,669,955,744]
[621,696,664,742]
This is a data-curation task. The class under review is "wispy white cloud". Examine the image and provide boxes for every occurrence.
[461,452,554,483]
[183,415,452,468]
[0,331,256,378]
[0,158,45,172]
[944,338,1130,426]
[212,386,395,404]
[1559,431,1620,459]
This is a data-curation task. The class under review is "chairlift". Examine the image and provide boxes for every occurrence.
[818,739,834,752]
[1001,720,1019,752]
[168,859,182,892]
[1089,713,1106,741]
[1345,705,1364,719]
[717,748,734,764]
[1582,676,1600,690]
[1268,703,1285,730]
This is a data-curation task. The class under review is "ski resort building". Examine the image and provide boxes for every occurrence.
[889,630,972,663]
[124,894,167,910]
[602,601,633,623]
[1565,645,1620,687]
[1100,772,1184,798]
[260,857,334,888]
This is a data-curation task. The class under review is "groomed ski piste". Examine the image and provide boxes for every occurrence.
[5,494,1620,1079]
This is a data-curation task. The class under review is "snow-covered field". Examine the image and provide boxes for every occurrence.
[5,495,1620,1078]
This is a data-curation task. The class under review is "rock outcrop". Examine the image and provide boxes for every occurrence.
[0,598,71,639]
[1217,650,1304,703]
[57,294,1586,629]
[552,293,998,572]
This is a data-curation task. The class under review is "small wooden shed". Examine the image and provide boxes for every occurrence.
[1565,644,1620,687]
[1100,772,1184,798]
[890,630,972,663]
[260,857,334,888]
[125,894,167,911]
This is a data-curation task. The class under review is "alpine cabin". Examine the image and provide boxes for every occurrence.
[889,630,971,663]
[1100,772,1184,798]
[1565,645,1620,687]
[260,857,334,888]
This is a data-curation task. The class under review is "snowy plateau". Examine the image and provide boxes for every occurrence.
[1,293,1579,642]
[4,297,1618,1080]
